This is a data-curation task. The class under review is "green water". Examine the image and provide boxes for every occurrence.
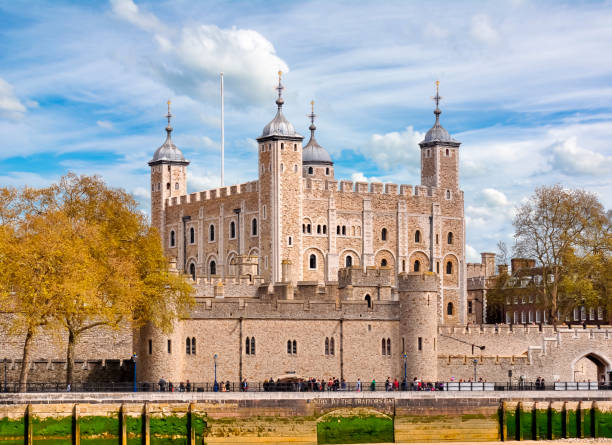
[317,416,393,444]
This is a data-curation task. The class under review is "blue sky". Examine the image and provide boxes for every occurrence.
[1,0,612,262]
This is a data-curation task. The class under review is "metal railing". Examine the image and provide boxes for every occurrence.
[1,381,610,393]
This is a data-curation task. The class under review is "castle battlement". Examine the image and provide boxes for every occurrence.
[438,324,612,338]
[338,266,393,288]
[191,295,399,319]
[165,180,259,207]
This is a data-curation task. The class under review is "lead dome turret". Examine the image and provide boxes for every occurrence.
[302,100,333,166]
[259,72,302,139]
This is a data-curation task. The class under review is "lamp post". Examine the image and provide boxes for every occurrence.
[132,354,137,392]
[213,354,218,392]
[472,359,478,382]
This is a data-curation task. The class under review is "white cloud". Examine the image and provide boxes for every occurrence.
[350,172,381,183]
[549,136,612,176]
[110,0,161,32]
[201,136,218,149]
[470,14,499,45]
[360,126,424,171]
[466,244,480,263]
[481,188,509,207]
[96,120,114,130]
[0,78,26,119]
[111,1,289,106]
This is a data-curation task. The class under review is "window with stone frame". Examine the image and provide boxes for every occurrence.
[170,230,176,247]
[309,254,317,269]
[251,218,258,236]
[209,224,215,241]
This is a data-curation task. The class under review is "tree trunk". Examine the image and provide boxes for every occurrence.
[65,328,77,388]
[18,327,34,392]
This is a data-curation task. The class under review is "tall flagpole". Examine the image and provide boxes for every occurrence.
[220,72,224,187]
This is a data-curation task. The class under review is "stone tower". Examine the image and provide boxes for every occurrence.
[398,272,439,382]
[256,73,304,283]
[419,81,461,192]
[149,101,189,246]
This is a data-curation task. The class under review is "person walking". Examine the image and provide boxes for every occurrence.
[356,378,362,392]
[371,378,376,391]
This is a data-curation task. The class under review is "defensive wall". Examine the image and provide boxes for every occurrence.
[2,392,612,443]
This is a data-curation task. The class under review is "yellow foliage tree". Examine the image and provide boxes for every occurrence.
[0,174,194,389]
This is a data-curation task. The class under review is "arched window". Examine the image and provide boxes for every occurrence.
[309,254,317,269]
[287,340,292,354]
[166,182,170,190]
[342,226,346,235]
[293,340,297,354]
[250,337,255,355]
[252,218,258,236]
[190,227,195,244]
[446,190,451,199]
[447,232,453,244]
[281,143,284,150]
[446,148,450,156]
[402,260,406,272]
[446,261,453,274]
[175,182,179,190]
[317,224,321,234]
[345,255,352,267]
[381,228,387,241]
[387,338,391,356]
[294,143,297,151]
[170,230,176,247]
[415,230,421,243]
[307,224,311,233]
[414,260,420,272]
[210,260,216,275]
[209,225,215,241]
[330,337,335,355]
[381,338,386,355]
[230,221,236,239]
[189,263,196,280]
[308,167,313,174]
[246,337,250,355]
[303,224,306,233]
[191,337,196,355]
[325,338,329,355]
[325,167,330,175]
[186,338,191,355]
[447,302,454,316]
[365,294,372,308]
[336,225,340,235]
[323,225,327,234]
[381,258,388,267]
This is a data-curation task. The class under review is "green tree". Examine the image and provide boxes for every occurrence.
[511,185,609,324]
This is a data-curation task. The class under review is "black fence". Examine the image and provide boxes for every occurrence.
[1,380,611,393]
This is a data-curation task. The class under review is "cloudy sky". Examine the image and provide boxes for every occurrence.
[1,0,611,262]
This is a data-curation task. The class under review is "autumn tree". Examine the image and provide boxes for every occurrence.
[0,187,81,390]
[0,174,194,389]
[512,185,610,325]
[48,173,194,385]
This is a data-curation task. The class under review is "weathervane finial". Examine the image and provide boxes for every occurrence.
[275,71,285,109]
[432,81,442,123]
[165,99,173,137]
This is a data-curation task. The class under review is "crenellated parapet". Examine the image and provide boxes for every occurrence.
[338,266,393,288]
[165,180,259,208]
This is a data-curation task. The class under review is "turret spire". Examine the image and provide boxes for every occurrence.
[308,99,316,137]
[275,70,284,109]
[433,80,442,124]
[165,99,173,138]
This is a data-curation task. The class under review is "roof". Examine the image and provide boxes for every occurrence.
[259,109,301,139]
[149,127,189,165]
